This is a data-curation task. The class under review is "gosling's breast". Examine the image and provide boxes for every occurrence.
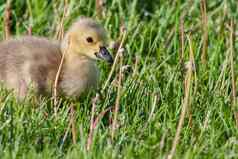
[59,59,99,97]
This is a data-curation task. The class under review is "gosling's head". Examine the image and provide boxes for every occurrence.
[63,17,113,64]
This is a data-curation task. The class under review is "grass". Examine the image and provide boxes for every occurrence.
[0,0,238,158]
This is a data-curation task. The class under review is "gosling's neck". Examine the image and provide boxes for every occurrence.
[58,49,99,96]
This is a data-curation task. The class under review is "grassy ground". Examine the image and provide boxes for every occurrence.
[0,0,238,158]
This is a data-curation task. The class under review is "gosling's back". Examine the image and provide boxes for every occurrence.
[0,36,62,97]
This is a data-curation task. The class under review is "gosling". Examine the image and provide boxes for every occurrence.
[0,17,113,98]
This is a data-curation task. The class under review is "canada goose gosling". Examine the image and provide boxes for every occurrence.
[59,18,113,96]
[0,17,113,98]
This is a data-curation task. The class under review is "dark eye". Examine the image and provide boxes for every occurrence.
[86,37,93,43]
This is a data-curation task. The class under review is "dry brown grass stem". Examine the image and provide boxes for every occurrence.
[165,27,175,49]
[94,107,112,128]
[111,51,123,140]
[86,105,112,150]
[102,30,126,91]
[147,94,158,123]
[53,51,65,113]
[95,0,104,18]
[55,0,69,40]
[53,39,70,115]
[87,93,100,150]
[203,110,210,129]
[60,105,76,149]
[229,19,238,127]
[200,0,208,64]
[60,106,74,149]
[133,55,140,76]
[53,0,70,115]
[70,105,77,144]
[167,35,194,159]
[160,130,167,150]
[27,26,32,36]
[179,14,185,65]
[60,121,71,150]
[3,0,11,40]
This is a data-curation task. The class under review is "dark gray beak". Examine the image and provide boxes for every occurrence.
[95,46,113,64]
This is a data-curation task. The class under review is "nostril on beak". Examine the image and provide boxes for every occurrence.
[94,52,99,58]
[98,46,113,64]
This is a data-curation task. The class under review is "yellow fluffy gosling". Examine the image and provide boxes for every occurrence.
[0,17,113,98]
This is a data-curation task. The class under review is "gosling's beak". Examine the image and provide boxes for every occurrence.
[95,46,113,64]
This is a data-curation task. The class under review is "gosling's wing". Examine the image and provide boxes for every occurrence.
[0,36,62,96]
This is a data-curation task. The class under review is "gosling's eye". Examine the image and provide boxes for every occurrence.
[86,37,93,43]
